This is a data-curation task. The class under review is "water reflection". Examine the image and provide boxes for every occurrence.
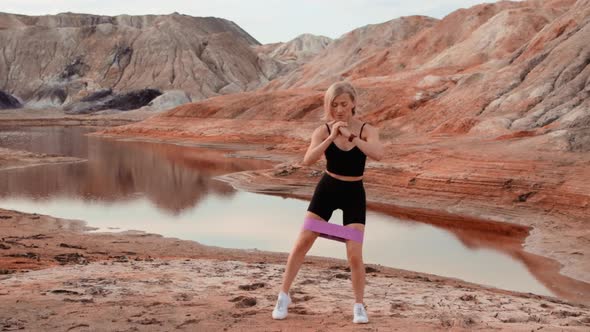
[0,126,272,215]
[0,126,91,157]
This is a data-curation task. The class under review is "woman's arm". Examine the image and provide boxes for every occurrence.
[349,125,384,161]
[302,126,332,166]
[302,122,347,166]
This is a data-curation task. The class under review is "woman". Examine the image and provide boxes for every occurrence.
[272,81,384,324]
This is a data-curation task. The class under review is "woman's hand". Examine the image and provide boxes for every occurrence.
[329,121,348,140]
[338,125,352,138]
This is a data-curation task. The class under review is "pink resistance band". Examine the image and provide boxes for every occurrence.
[303,217,364,243]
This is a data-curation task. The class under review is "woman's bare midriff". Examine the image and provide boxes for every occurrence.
[325,170,363,181]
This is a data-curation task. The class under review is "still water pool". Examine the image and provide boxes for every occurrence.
[0,126,553,296]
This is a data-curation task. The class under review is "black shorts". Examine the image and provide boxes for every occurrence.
[307,173,366,225]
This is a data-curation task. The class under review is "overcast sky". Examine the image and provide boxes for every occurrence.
[1,0,510,44]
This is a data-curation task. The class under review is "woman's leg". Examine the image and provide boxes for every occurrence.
[279,211,323,293]
[345,223,365,303]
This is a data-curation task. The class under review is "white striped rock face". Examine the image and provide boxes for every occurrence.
[0,12,319,108]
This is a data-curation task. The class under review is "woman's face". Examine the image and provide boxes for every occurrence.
[330,93,355,121]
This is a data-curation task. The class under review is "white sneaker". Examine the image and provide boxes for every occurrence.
[272,291,291,320]
[353,303,369,324]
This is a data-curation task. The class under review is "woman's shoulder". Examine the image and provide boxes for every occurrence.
[360,121,379,131]
[358,120,376,128]
[312,123,331,137]
[359,121,378,139]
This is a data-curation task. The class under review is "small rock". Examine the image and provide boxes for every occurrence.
[551,310,582,318]
[232,296,257,308]
[111,255,129,263]
[459,294,476,301]
[54,253,88,265]
[7,252,39,260]
[173,293,193,301]
[63,297,94,303]
[365,266,379,273]
[50,289,82,296]
[238,282,266,291]
[273,164,300,177]
[137,317,161,325]
[308,170,322,177]
[59,243,87,250]
[515,191,536,202]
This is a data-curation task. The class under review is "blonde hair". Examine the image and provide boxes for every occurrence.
[323,81,357,121]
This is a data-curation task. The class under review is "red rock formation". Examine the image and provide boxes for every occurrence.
[263,16,438,90]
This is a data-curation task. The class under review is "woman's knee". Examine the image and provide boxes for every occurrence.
[294,230,317,252]
[347,253,363,267]
[347,246,363,265]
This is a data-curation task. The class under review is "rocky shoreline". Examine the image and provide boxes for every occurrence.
[1,207,589,331]
[98,117,590,294]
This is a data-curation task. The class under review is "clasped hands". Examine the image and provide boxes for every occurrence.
[329,121,353,140]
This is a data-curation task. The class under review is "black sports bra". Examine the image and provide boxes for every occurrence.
[324,123,367,177]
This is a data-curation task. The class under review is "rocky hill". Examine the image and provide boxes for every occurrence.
[0,12,328,110]
[262,16,438,90]
[253,33,332,79]
[254,33,332,64]
[125,0,588,152]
